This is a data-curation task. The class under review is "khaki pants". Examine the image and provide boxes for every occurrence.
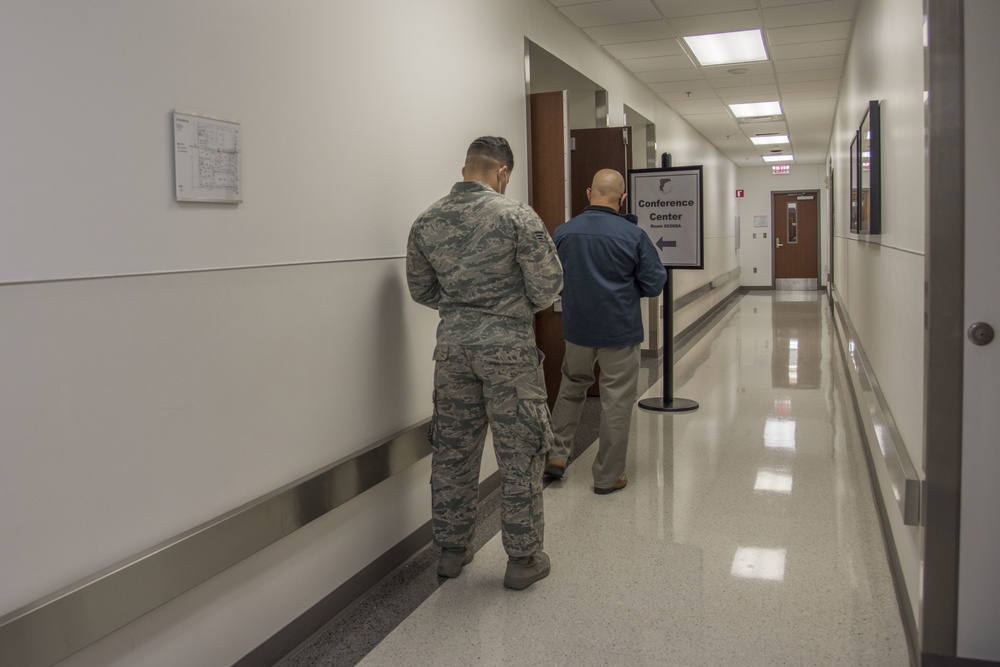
[549,341,640,487]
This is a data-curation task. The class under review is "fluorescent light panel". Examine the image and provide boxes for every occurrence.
[729,101,782,118]
[684,29,768,67]
[751,135,789,146]
[763,154,794,163]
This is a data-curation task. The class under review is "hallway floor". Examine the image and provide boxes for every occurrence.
[283,291,911,667]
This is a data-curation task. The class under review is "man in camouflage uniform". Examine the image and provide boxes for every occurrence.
[406,136,562,591]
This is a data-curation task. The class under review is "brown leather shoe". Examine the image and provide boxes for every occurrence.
[594,474,628,495]
[544,459,566,479]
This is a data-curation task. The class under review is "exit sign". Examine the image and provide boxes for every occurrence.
[772,165,791,175]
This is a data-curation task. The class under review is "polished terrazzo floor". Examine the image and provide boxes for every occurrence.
[283,291,910,667]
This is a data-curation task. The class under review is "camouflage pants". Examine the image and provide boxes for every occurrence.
[429,344,552,559]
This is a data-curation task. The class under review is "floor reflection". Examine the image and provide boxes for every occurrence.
[771,297,822,388]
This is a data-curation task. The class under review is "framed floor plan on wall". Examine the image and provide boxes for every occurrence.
[173,111,242,203]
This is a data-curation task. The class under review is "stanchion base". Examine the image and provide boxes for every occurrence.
[638,397,699,413]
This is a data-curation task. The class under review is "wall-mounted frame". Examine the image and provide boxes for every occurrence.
[849,131,860,233]
[173,111,242,203]
[858,100,881,234]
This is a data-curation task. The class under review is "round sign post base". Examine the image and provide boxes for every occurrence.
[638,397,699,413]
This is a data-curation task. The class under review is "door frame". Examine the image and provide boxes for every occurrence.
[770,188,821,290]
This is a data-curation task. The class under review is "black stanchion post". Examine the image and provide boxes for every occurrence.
[639,268,698,413]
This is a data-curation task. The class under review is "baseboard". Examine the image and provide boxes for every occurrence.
[922,653,1000,667]
[236,470,501,667]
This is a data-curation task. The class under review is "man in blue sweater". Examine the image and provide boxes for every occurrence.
[545,169,666,494]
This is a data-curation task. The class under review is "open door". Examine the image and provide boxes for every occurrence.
[529,100,633,405]
[528,91,569,407]
[570,127,632,216]
[570,126,632,397]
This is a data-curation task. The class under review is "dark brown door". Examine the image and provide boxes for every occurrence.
[773,191,819,282]
[528,92,568,407]
[570,127,632,216]
[570,127,632,396]
[529,108,634,405]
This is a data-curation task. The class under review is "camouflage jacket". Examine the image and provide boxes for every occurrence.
[406,180,563,347]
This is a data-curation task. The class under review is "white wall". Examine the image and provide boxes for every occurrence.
[0,1,739,664]
[828,0,927,629]
[736,165,827,288]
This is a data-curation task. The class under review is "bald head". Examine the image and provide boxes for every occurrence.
[587,169,626,210]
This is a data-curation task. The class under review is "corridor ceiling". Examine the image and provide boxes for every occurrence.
[546,0,859,166]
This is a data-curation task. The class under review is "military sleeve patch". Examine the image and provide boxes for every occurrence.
[533,231,547,241]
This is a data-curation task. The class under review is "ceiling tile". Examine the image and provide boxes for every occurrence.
[621,54,696,72]
[655,88,721,101]
[635,68,704,83]
[777,67,843,83]
[773,54,844,72]
[781,89,839,101]
[605,39,687,60]
[766,21,851,45]
[647,79,716,93]
[718,85,782,102]
[584,20,675,44]
[680,112,743,133]
[779,79,840,93]
[782,98,838,111]
[667,98,729,114]
[653,0,757,18]
[541,0,856,165]
[666,10,762,37]
[702,61,774,77]
[708,74,777,88]
[785,111,836,126]
[559,0,662,29]
[771,39,847,60]
[762,0,857,29]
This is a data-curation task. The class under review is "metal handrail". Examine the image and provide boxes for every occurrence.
[0,420,431,667]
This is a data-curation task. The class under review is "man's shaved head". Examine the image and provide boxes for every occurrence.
[587,169,626,210]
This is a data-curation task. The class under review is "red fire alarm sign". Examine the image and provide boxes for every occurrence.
[736,189,744,198]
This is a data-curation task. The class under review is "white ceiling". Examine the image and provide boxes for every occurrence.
[545,0,859,166]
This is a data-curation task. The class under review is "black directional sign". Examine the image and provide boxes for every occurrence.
[628,166,704,269]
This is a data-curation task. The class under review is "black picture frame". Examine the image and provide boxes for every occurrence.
[849,131,860,233]
[858,100,881,234]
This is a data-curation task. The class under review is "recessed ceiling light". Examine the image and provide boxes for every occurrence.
[751,134,789,146]
[763,154,794,163]
[729,101,782,118]
[683,30,768,67]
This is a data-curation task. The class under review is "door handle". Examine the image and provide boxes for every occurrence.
[968,322,995,346]
[776,239,783,249]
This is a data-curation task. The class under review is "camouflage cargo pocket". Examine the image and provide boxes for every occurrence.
[515,382,553,455]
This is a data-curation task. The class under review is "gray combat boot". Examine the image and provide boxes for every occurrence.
[503,551,551,590]
[437,547,473,578]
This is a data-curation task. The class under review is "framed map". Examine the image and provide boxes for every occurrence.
[173,111,242,203]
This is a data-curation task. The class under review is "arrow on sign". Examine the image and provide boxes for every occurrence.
[656,237,677,250]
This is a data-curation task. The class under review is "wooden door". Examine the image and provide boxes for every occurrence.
[570,127,632,396]
[529,92,569,407]
[773,191,819,289]
[570,127,632,216]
